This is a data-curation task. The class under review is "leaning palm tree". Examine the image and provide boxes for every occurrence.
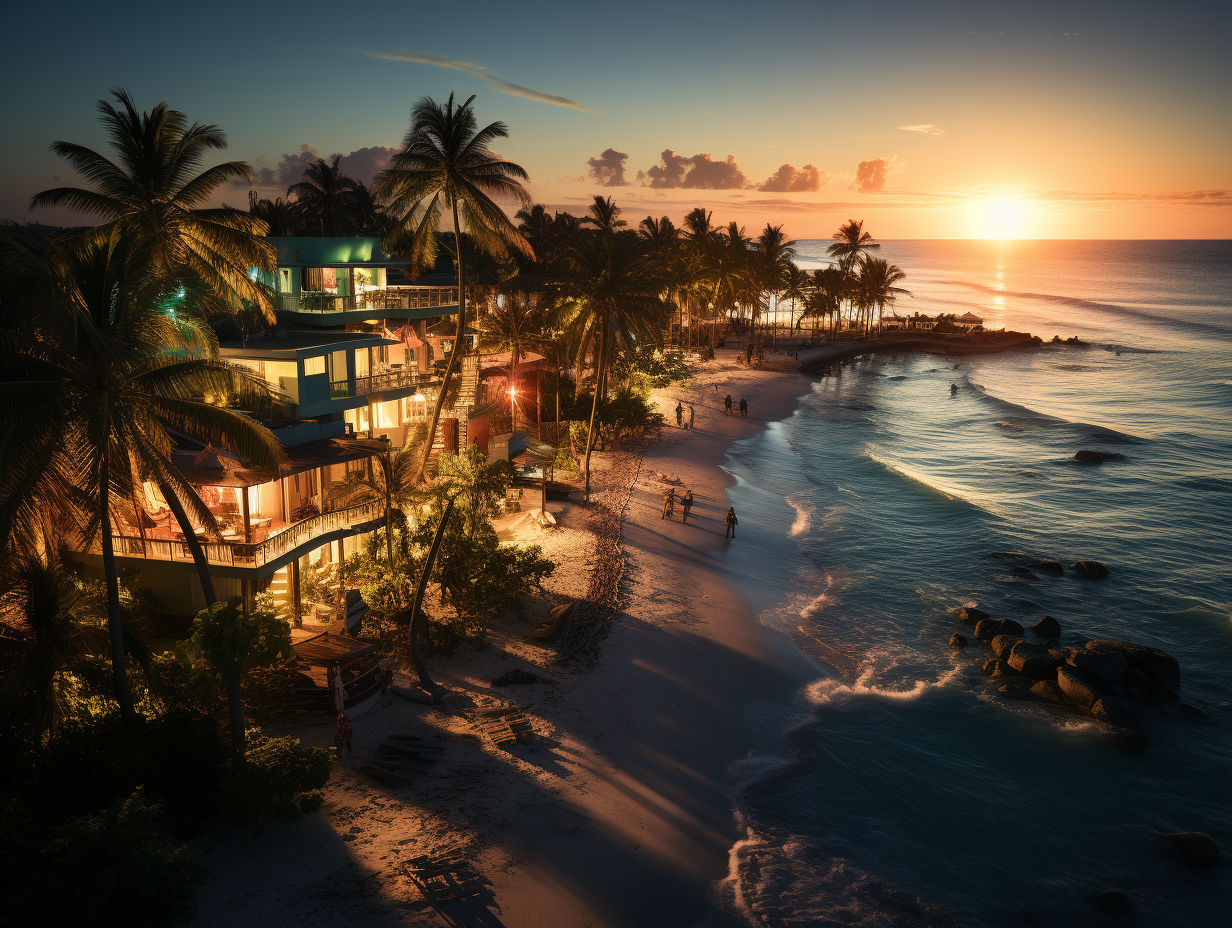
[30,88,276,319]
[548,234,667,499]
[0,232,283,724]
[287,156,360,236]
[374,93,534,485]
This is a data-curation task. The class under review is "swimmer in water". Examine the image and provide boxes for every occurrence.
[950,383,958,395]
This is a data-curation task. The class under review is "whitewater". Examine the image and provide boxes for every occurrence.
[715,240,1232,927]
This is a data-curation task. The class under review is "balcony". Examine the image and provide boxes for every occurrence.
[100,500,387,573]
[354,367,431,397]
[280,286,479,315]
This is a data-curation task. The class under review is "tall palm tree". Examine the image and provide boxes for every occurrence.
[374,93,533,486]
[638,216,678,252]
[697,225,751,349]
[287,156,360,236]
[581,195,627,236]
[248,192,303,237]
[0,233,283,724]
[810,266,845,342]
[827,220,879,337]
[682,207,714,242]
[858,258,911,335]
[30,88,276,319]
[548,234,666,499]
[781,263,808,334]
[754,224,796,346]
[478,293,541,433]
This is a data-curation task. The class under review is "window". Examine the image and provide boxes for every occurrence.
[304,355,325,376]
[328,350,348,383]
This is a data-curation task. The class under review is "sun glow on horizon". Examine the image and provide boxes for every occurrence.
[969,197,1036,240]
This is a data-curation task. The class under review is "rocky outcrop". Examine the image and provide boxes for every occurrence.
[990,634,1022,659]
[1164,832,1220,867]
[1072,560,1110,577]
[958,606,989,624]
[1067,648,1128,685]
[949,633,968,649]
[1057,667,1100,712]
[1031,616,1062,638]
[1007,641,1054,678]
[983,659,1017,678]
[1026,560,1064,575]
[1074,450,1107,464]
[1029,680,1068,703]
[1091,697,1145,728]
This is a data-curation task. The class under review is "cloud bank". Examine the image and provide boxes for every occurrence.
[587,148,628,186]
[358,49,598,112]
[853,157,905,193]
[759,163,827,192]
[247,144,397,190]
[637,150,748,189]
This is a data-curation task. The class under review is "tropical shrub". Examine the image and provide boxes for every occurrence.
[0,789,201,928]
[218,733,333,824]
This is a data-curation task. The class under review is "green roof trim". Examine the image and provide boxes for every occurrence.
[271,237,407,268]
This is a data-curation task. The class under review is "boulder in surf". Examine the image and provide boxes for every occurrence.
[1057,666,1100,711]
[1072,560,1110,577]
[1031,616,1062,638]
[1008,641,1054,678]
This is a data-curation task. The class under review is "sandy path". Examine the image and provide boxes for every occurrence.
[190,349,821,928]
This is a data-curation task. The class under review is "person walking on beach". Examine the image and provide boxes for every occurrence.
[739,397,748,417]
[725,507,738,538]
[725,394,733,415]
[661,490,676,520]
[687,404,695,430]
[675,400,683,427]
[334,711,353,757]
[681,489,694,522]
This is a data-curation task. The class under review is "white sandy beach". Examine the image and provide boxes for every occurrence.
[191,348,823,928]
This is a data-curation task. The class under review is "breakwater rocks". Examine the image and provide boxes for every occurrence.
[798,330,1045,374]
[955,606,1204,748]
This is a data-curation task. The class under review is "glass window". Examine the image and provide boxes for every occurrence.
[303,355,325,376]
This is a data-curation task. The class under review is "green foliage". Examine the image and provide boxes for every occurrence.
[177,598,291,684]
[218,733,333,824]
[569,387,663,449]
[0,789,201,928]
[610,344,693,389]
[435,446,513,537]
[554,445,579,471]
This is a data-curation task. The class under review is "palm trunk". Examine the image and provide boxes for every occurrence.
[509,351,519,434]
[226,674,245,754]
[582,325,608,502]
[412,208,468,484]
[158,480,216,606]
[406,497,455,699]
[99,455,135,726]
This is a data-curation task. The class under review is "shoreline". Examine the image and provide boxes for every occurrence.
[190,350,823,928]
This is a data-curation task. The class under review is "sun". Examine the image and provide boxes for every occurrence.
[970,197,1033,239]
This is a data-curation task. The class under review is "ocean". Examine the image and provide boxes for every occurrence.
[716,240,1232,927]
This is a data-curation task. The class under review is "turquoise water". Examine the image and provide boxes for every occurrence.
[717,241,1232,927]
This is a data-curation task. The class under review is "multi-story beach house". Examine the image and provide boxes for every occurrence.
[66,236,493,624]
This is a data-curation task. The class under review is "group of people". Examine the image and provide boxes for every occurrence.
[675,400,696,429]
[724,394,748,416]
[660,488,739,538]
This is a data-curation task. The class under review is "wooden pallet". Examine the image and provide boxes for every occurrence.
[474,706,534,746]
[403,855,491,903]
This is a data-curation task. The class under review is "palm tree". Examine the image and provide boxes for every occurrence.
[827,220,879,337]
[697,225,751,350]
[638,216,678,252]
[682,207,714,242]
[248,192,303,237]
[858,258,911,335]
[548,234,666,499]
[374,93,533,486]
[781,263,808,335]
[809,266,845,342]
[0,232,283,724]
[287,156,360,236]
[754,224,796,346]
[329,439,426,595]
[582,195,627,236]
[30,88,276,319]
[478,293,541,434]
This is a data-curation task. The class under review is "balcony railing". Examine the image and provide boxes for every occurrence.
[354,368,427,397]
[281,286,481,315]
[329,379,351,399]
[99,500,386,571]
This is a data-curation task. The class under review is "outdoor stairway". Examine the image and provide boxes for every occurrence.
[266,567,291,611]
[425,356,480,474]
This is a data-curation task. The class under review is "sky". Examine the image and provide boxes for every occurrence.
[3,0,1229,240]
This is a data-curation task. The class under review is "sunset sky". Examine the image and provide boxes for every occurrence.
[4,0,1229,239]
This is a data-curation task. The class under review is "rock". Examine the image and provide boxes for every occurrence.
[998,682,1032,700]
[1068,648,1128,684]
[1089,888,1134,915]
[958,606,989,624]
[1092,696,1144,728]
[1030,680,1069,704]
[1165,832,1220,867]
[1042,638,1060,650]
[1032,616,1062,638]
[1000,619,1025,637]
[983,659,1016,677]
[1026,560,1065,575]
[974,618,1002,643]
[1072,560,1110,577]
[1147,676,1179,703]
[1147,647,1181,690]
[949,633,968,649]
[1088,889,1132,915]
[1108,669,1153,706]
[1057,666,1101,711]
[1008,641,1055,678]
[1074,450,1107,464]
[1085,639,1151,668]
[1173,703,1209,723]
[991,634,1022,658]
